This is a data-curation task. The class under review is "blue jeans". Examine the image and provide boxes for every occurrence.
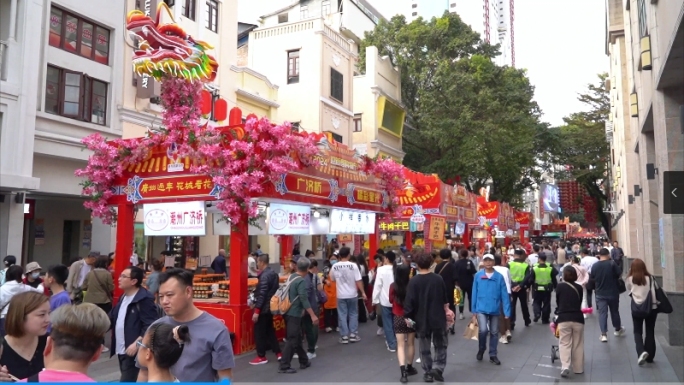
[381,306,397,349]
[337,297,359,337]
[596,296,622,334]
[477,313,500,357]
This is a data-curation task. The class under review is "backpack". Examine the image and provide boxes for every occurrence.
[270,275,302,315]
[630,277,653,318]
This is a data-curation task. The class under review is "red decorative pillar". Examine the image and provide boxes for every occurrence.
[462,224,470,248]
[368,221,379,270]
[114,204,134,301]
[405,231,413,251]
[280,236,293,267]
[227,216,251,354]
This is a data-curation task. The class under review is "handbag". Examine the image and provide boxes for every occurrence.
[654,279,673,314]
[630,278,653,318]
[618,278,627,294]
[314,275,328,305]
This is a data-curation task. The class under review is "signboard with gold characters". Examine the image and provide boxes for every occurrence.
[428,215,446,241]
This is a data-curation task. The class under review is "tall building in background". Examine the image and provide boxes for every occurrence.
[403,0,514,67]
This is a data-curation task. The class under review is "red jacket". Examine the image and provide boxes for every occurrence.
[23,277,50,296]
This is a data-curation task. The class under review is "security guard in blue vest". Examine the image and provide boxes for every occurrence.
[507,249,531,330]
[524,254,558,324]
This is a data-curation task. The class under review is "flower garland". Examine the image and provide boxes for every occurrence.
[362,157,405,217]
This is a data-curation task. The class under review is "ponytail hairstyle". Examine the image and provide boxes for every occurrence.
[146,323,191,369]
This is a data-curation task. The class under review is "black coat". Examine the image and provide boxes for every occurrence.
[108,287,158,357]
[254,266,279,314]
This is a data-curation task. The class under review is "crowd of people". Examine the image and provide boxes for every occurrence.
[0,234,666,382]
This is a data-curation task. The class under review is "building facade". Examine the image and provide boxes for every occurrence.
[1,0,126,267]
[352,46,405,162]
[605,0,683,345]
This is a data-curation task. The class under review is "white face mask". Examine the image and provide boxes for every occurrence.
[31,272,41,279]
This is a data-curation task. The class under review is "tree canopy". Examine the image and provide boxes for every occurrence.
[359,13,548,206]
[550,73,611,232]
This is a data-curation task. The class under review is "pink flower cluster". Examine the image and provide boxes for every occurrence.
[364,157,405,217]
[192,117,319,223]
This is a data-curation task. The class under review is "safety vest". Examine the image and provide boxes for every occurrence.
[509,261,528,283]
[533,265,552,290]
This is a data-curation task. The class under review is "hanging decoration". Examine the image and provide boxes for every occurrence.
[361,156,404,216]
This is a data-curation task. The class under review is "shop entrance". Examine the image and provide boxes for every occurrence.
[61,220,80,264]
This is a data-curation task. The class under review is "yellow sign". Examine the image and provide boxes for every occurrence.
[428,216,446,242]
[379,220,410,232]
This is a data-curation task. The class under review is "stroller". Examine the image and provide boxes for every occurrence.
[550,315,560,363]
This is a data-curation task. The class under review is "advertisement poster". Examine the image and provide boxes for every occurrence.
[268,203,311,235]
[329,209,375,234]
[144,201,206,236]
[34,219,45,245]
[428,216,446,242]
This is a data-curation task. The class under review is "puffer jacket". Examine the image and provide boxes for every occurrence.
[253,266,279,314]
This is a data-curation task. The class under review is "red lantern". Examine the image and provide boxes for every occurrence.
[228,107,242,125]
[214,98,228,122]
[200,89,212,115]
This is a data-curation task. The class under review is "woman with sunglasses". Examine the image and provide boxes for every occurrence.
[136,324,191,382]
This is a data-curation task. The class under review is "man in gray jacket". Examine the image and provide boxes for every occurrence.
[66,251,99,301]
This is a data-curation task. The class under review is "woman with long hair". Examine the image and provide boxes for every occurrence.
[626,258,658,365]
[0,292,50,381]
[136,323,191,382]
[389,264,418,383]
[569,256,590,317]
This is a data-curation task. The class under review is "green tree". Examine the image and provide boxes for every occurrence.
[360,13,547,206]
[551,73,611,232]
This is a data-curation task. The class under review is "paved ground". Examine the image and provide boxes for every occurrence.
[89,291,682,383]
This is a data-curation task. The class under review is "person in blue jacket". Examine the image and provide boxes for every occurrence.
[472,254,511,366]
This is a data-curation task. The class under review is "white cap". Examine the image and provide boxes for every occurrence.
[482,253,495,261]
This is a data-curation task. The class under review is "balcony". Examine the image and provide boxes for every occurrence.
[252,18,352,53]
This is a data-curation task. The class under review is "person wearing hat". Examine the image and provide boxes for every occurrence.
[472,253,511,366]
[0,256,16,286]
[23,262,49,296]
[524,253,558,324]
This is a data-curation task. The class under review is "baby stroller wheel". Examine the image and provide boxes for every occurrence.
[551,345,559,363]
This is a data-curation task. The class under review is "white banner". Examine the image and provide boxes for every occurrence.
[329,209,375,234]
[268,203,311,235]
[144,201,206,236]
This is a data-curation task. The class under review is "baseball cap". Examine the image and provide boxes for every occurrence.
[26,261,42,273]
[482,253,495,261]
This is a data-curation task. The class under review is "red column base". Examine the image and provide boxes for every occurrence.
[196,302,254,355]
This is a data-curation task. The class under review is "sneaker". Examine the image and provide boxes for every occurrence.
[278,367,297,374]
[638,352,649,366]
[377,327,385,336]
[277,353,282,361]
[423,373,434,383]
[490,356,501,365]
[499,336,509,344]
[249,356,268,365]
[307,352,316,360]
[600,334,608,343]
[336,327,340,332]
[339,336,349,344]
[506,330,512,342]
[560,368,570,378]
[416,357,421,363]
[101,346,109,353]
[299,361,311,370]
[429,368,444,382]
[349,334,361,342]
[614,327,626,337]
[293,353,298,359]
[459,313,465,320]
[476,350,485,361]
[386,341,397,352]
[325,327,332,333]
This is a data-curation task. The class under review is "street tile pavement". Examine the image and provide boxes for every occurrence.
[89,292,682,383]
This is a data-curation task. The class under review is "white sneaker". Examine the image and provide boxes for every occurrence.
[307,352,316,360]
[101,346,109,353]
[637,352,649,366]
[600,334,608,342]
[560,368,570,378]
[416,357,421,363]
[386,341,397,352]
[614,327,626,337]
[459,313,465,320]
[293,353,298,358]
[377,327,385,336]
[505,330,512,342]
[325,327,332,333]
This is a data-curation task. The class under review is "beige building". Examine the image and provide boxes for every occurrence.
[605,0,683,345]
[352,46,405,162]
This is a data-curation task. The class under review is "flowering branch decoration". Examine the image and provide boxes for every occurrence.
[362,156,405,217]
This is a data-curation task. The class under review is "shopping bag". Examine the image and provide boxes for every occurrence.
[463,321,479,341]
[454,287,463,306]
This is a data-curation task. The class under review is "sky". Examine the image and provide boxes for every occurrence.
[370,0,609,127]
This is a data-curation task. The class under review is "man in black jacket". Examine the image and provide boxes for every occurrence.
[250,254,282,365]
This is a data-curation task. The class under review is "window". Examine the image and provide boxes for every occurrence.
[353,114,362,132]
[288,50,300,84]
[45,65,108,125]
[322,0,331,15]
[48,7,110,65]
[450,3,456,8]
[206,0,218,32]
[330,68,343,102]
[278,13,289,23]
[412,3,417,8]
[182,0,196,20]
[637,0,648,37]
[412,12,417,16]
[326,131,343,143]
[300,5,308,19]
